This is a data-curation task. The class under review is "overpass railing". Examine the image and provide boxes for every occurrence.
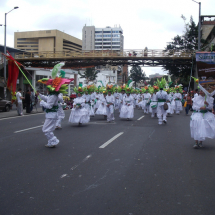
[14,49,194,59]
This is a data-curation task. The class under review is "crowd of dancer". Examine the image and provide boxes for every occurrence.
[34,64,215,150]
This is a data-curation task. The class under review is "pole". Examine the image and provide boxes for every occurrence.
[198,2,201,51]
[4,13,7,99]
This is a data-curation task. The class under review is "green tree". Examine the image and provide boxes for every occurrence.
[78,67,99,84]
[163,16,198,88]
[129,66,146,88]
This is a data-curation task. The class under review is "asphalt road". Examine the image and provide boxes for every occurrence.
[1,109,215,215]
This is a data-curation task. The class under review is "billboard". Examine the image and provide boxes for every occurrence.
[196,52,215,92]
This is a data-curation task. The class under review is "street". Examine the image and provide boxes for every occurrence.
[1,109,215,215]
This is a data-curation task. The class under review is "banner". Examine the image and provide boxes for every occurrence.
[196,52,215,92]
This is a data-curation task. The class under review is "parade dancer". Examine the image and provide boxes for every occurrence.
[114,88,120,110]
[119,88,126,113]
[119,88,134,120]
[106,85,115,122]
[143,88,151,114]
[96,91,107,117]
[156,79,168,125]
[190,90,215,148]
[166,89,174,115]
[174,87,183,114]
[56,93,65,129]
[37,65,72,147]
[149,86,159,118]
[69,87,90,125]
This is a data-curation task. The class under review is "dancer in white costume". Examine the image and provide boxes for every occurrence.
[37,66,72,147]
[114,89,120,110]
[94,90,101,112]
[120,89,134,120]
[149,86,159,118]
[143,89,151,114]
[56,93,65,129]
[69,89,90,125]
[96,91,107,116]
[156,88,168,125]
[190,90,215,149]
[166,90,174,115]
[106,90,115,122]
[119,89,126,113]
[174,89,182,114]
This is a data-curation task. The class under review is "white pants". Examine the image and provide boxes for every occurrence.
[106,105,114,122]
[42,118,59,146]
[144,105,150,114]
[151,108,157,118]
[56,118,63,128]
[157,105,167,125]
[17,103,23,116]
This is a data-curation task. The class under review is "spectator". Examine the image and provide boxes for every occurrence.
[25,90,31,113]
[184,92,192,115]
[16,88,24,116]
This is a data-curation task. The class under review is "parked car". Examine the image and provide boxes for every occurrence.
[0,97,12,112]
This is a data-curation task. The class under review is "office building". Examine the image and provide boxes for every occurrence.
[14,30,82,53]
[82,25,124,51]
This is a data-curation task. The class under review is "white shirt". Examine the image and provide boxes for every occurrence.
[16,92,22,103]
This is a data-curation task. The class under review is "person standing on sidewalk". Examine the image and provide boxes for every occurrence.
[184,92,192,115]
[25,90,31,113]
[16,88,24,116]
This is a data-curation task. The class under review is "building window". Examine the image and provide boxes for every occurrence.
[103,31,111,33]
[95,31,102,33]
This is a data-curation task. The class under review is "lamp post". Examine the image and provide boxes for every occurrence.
[192,0,201,50]
[4,6,19,99]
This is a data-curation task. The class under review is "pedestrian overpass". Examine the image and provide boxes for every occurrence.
[14,49,194,68]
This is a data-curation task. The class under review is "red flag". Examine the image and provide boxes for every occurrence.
[3,52,22,93]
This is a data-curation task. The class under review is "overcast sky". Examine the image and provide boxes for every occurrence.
[0,0,214,76]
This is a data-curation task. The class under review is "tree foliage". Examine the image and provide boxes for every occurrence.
[78,67,99,84]
[162,16,198,88]
[129,66,146,88]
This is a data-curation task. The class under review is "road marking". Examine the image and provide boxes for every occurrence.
[99,132,124,149]
[14,125,43,133]
[137,116,145,120]
[0,112,44,121]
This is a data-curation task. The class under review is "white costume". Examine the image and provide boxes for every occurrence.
[16,91,23,116]
[94,92,101,110]
[149,93,158,118]
[56,93,65,128]
[142,93,151,114]
[190,95,215,141]
[174,93,182,114]
[114,92,120,110]
[137,94,143,108]
[166,94,174,115]
[96,95,107,115]
[69,97,90,124]
[83,94,94,116]
[156,90,168,125]
[39,93,59,147]
[106,94,115,122]
[120,94,134,119]
[119,93,126,112]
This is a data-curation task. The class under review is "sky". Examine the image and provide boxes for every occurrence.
[0,0,215,77]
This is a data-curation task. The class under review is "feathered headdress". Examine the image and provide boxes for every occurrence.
[37,63,73,94]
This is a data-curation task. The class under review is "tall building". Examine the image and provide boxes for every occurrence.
[82,25,124,51]
[14,30,82,53]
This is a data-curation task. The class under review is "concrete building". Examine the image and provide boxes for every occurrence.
[201,17,215,51]
[14,30,82,53]
[78,68,117,87]
[82,25,124,52]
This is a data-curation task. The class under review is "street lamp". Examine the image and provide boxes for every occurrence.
[4,6,19,98]
[192,0,201,51]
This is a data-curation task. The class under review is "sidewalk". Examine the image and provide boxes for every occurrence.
[0,105,44,119]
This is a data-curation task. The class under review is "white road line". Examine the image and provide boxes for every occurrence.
[0,112,44,121]
[99,132,124,149]
[14,125,43,133]
[137,116,145,120]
